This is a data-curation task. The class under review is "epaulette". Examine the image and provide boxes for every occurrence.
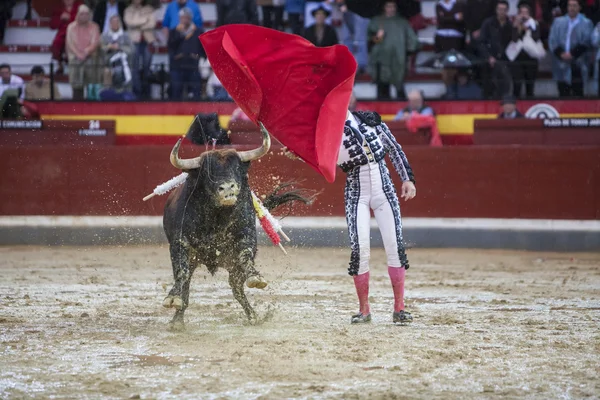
[352,111,382,127]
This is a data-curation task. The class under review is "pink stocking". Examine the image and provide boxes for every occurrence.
[353,271,370,315]
[388,267,406,312]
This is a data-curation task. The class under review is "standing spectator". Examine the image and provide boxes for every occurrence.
[549,0,593,97]
[592,20,600,95]
[216,0,259,26]
[304,1,332,28]
[582,0,600,25]
[25,66,61,100]
[168,7,203,100]
[0,0,16,45]
[124,0,155,99]
[50,0,83,75]
[444,68,483,98]
[0,64,24,100]
[434,0,467,52]
[465,0,497,46]
[509,3,541,98]
[101,15,133,91]
[368,1,420,100]
[335,0,369,73]
[393,90,435,120]
[497,95,524,118]
[162,0,203,41]
[66,4,101,100]
[285,0,305,35]
[479,0,514,98]
[93,0,126,35]
[304,5,338,46]
[259,0,285,31]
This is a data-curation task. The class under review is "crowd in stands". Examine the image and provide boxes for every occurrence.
[2,0,600,102]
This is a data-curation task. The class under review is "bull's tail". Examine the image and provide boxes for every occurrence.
[262,181,320,211]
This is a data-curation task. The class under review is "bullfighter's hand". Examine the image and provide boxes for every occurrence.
[401,181,416,201]
[281,147,300,161]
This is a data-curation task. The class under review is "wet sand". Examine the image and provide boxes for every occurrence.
[1,246,599,399]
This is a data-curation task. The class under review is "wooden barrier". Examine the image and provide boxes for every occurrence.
[474,119,600,145]
[228,120,431,146]
[1,145,598,219]
[0,120,116,146]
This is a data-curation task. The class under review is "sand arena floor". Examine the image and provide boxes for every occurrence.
[0,246,599,399]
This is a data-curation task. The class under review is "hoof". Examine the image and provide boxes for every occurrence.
[169,319,185,332]
[162,295,183,310]
[246,275,268,289]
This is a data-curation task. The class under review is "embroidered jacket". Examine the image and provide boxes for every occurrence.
[337,111,416,184]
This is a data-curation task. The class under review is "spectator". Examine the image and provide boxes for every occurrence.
[216,0,259,26]
[434,0,467,52]
[285,0,305,35]
[393,90,435,120]
[0,0,16,45]
[25,66,62,100]
[162,0,203,40]
[259,0,284,31]
[334,0,369,73]
[508,2,542,98]
[101,15,133,91]
[592,20,600,95]
[0,64,24,99]
[93,0,126,35]
[229,106,252,129]
[304,5,338,47]
[50,0,83,75]
[124,0,155,99]
[168,7,203,100]
[66,4,101,100]
[348,92,357,111]
[479,0,513,98]
[207,70,230,100]
[444,68,483,99]
[549,0,593,97]
[465,0,497,46]
[497,95,524,118]
[304,1,332,28]
[368,1,420,100]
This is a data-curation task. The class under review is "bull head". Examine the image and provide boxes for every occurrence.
[169,122,271,170]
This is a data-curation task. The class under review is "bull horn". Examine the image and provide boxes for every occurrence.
[170,138,204,170]
[237,122,271,162]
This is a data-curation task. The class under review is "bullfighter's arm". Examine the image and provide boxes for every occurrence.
[378,122,416,184]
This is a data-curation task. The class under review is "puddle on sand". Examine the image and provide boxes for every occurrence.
[110,354,226,368]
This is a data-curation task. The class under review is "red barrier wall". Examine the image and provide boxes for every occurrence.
[1,145,599,219]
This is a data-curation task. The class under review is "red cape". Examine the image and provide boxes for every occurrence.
[199,25,357,183]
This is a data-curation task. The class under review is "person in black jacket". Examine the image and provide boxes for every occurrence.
[168,7,204,100]
[304,5,339,47]
[497,95,525,118]
[216,0,259,26]
[478,0,513,98]
[93,0,127,34]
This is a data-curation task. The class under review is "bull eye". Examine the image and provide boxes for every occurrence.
[218,187,225,192]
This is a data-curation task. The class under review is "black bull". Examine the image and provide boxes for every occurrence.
[162,125,314,327]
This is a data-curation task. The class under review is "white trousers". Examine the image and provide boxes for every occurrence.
[345,161,406,276]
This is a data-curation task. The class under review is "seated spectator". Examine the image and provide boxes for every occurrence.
[162,0,203,41]
[368,1,420,100]
[216,0,259,26]
[101,15,133,95]
[93,0,126,35]
[168,7,203,100]
[25,66,62,100]
[66,4,101,100]
[394,90,434,121]
[304,5,338,47]
[479,0,513,98]
[444,68,483,99]
[497,95,524,118]
[124,0,156,100]
[50,0,83,74]
[0,64,25,100]
[508,3,543,98]
[434,0,466,52]
[285,0,305,36]
[260,0,284,31]
[549,0,593,98]
[229,106,252,129]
